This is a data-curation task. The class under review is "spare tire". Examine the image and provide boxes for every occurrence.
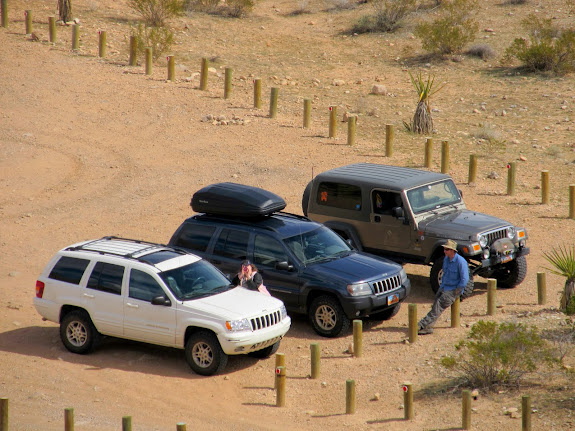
[302,180,313,216]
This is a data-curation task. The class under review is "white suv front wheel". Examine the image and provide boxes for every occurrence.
[185,331,228,376]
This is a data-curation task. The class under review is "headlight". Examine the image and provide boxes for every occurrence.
[226,318,252,332]
[400,268,408,283]
[347,282,372,297]
[507,226,516,239]
[478,234,488,248]
[280,304,288,320]
[483,249,490,259]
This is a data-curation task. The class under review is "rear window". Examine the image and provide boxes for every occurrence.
[172,223,216,252]
[48,256,90,285]
[316,182,362,211]
[214,229,249,260]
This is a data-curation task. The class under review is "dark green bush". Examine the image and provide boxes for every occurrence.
[352,0,416,34]
[128,0,184,27]
[185,0,254,17]
[131,24,175,61]
[440,320,553,390]
[414,0,478,56]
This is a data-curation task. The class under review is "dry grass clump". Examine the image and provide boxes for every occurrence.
[466,44,496,60]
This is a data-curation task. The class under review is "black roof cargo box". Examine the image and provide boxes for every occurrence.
[191,182,286,217]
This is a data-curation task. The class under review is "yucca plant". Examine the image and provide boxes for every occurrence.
[543,244,575,314]
[407,71,445,134]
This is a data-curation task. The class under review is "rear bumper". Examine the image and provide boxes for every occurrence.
[218,317,291,355]
[341,281,411,318]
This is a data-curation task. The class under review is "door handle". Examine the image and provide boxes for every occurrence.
[83,293,95,299]
[126,303,139,308]
[375,216,381,223]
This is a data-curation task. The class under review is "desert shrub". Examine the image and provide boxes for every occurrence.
[185,0,254,16]
[441,320,553,390]
[466,44,496,60]
[414,0,479,57]
[505,0,528,4]
[472,122,505,148]
[505,14,575,74]
[222,0,255,17]
[324,0,355,12]
[128,0,184,27]
[184,0,220,13]
[352,0,416,34]
[131,24,174,61]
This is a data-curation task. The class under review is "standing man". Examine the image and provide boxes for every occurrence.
[418,239,469,335]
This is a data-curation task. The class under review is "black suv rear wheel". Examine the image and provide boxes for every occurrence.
[309,295,350,337]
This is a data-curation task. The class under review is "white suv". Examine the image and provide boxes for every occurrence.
[34,237,291,375]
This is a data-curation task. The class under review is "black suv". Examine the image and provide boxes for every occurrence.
[169,183,411,337]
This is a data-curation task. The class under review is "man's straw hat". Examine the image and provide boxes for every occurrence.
[442,239,457,251]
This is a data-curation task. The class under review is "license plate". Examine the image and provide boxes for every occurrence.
[501,255,513,263]
[387,294,399,305]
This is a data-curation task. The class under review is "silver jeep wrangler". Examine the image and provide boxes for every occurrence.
[303,163,530,296]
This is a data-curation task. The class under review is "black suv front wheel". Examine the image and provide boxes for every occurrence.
[309,295,351,337]
[430,257,474,298]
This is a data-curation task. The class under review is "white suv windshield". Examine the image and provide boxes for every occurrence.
[159,260,231,300]
[283,226,352,264]
[407,180,461,214]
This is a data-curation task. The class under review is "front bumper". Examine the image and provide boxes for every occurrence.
[479,246,530,268]
[218,316,291,355]
[340,281,411,319]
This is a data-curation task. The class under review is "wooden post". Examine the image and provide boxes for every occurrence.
[507,162,516,196]
[145,47,152,75]
[541,170,549,204]
[569,185,575,219]
[468,154,477,184]
[276,366,286,407]
[72,24,80,50]
[462,389,471,430]
[275,352,285,388]
[65,408,74,431]
[0,398,8,431]
[253,78,261,109]
[167,55,175,81]
[303,99,311,128]
[451,296,460,328]
[385,124,393,157]
[199,57,209,90]
[98,30,106,58]
[269,87,279,118]
[441,140,449,174]
[176,424,187,431]
[537,272,546,305]
[328,106,337,138]
[128,35,137,66]
[522,395,531,431]
[424,138,433,168]
[25,10,32,34]
[352,319,362,357]
[310,343,320,379]
[487,278,497,316]
[49,16,56,43]
[224,67,232,99]
[347,116,356,146]
[403,383,414,420]
[408,303,417,343]
[345,379,356,414]
[1,0,8,28]
[122,416,132,431]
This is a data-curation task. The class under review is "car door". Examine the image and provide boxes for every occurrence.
[369,189,412,251]
[123,268,177,346]
[252,233,303,309]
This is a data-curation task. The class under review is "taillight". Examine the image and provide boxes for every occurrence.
[36,281,45,298]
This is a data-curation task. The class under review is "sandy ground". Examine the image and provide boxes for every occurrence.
[1,0,574,429]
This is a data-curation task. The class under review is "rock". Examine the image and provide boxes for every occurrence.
[342,112,358,123]
[519,155,527,161]
[371,84,387,95]
[371,393,380,401]
[473,109,480,114]
[332,79,346,86]
[487,171,499,179]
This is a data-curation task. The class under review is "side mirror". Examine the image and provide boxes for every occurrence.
[459,189,463,199]
[151,296,171,306]
[392,206,404,218]
[275,261,294,271]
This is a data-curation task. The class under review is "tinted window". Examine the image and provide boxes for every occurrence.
[254,235,288,267]
[48,256,90,285]
[316,182,362,211]
[213,229,249,260]
[87,262,124,295]
[172,224,216,252]
[129,269,165,302]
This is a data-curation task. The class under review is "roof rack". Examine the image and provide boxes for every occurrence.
[66,236,181,261]
[192,211,311,233]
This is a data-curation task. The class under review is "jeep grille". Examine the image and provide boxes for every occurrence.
[483,228,509,245]
[250,310,282,331]
[371,274,402,295]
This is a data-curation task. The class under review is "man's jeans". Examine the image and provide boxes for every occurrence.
[419,288,462,329]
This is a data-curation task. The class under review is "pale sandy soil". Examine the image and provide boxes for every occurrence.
[1,0,574,430]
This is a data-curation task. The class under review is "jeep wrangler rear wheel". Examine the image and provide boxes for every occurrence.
[430,257,475,299]
[492,255,527,289]
[309,295,350,338]
[185,331,228,376]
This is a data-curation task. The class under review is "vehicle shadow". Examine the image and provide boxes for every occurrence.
[0,325,260,378]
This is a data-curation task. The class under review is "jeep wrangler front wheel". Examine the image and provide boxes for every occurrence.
[430,257,475,299]
[309,295,350,337]
[492,255,527,289]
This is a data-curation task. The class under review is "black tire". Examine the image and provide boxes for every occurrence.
[248,340,281,359]
[302,180,313,217]
[492,255,527,289]
[60,310,100,354]
[429,257,474,298]
[308,295,350,338]
[185,331,228,376]
[368,303,401,321]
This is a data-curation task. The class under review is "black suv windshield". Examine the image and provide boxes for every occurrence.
[283,226,352,264]
[407,179,461,214]
[159,260,231,300]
